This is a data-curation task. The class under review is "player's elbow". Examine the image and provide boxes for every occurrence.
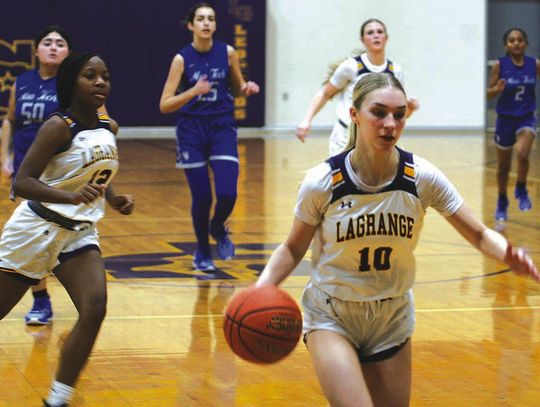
[159,101,173,114]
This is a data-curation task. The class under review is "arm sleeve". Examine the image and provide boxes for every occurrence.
[415,155,464,217]
[294,163,333,225]
[328,58,357,91]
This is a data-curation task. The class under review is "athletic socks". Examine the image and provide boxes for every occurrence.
[45,380,74,406]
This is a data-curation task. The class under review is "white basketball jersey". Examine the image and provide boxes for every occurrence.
[295,148,463,301]
[38,111,119,223]
[330,53,404,125]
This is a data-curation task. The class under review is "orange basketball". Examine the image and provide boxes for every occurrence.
[223,285,303,364]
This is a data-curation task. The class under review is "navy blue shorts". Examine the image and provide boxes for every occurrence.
[175,113,238,168]
[494,113,537,148]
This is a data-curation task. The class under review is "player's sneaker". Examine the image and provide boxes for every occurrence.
[210,222,235,260]
[43,401,68,407]
[514,186,532,211]
[494,195,508,222]
[193,250,216,271]
[25,296,53,325]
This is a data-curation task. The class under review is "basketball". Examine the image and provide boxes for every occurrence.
[223,285,303,364]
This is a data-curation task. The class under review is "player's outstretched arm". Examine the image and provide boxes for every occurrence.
[296,83,339,142]
[446,205,539,281]
[256,217,317,287]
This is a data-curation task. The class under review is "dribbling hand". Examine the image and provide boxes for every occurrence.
[504,244,540,282]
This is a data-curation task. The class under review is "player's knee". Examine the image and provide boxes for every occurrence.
[79,294,107,326]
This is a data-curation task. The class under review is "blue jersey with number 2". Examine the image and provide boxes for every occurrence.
[496,55,537,118]
[13,69,59,175]
[178,41,233,117]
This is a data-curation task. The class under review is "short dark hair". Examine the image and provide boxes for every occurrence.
[182,2,215,27]
[34,25,73,50]
[57,52,96,109]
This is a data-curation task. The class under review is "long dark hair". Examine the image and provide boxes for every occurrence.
[57,52,97,109]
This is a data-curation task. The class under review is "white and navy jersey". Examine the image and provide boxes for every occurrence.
[38,110,119,223]
[177,40,234,117]
[496,55,537,118]
[13,69,59,175]
[330,53,404,126]
[295,148,464,301]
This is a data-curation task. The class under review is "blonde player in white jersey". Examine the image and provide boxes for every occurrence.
[0,52,134,407]
[257,73,538,406]
[296,18,419,156]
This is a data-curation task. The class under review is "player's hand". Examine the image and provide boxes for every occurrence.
[296,119,311,142]
[194,76,212,95]
[504,244,540,282]
[108,194,134,215]
[241,81,260,96]
[70,183,106,205]
[495,79,506,93]
[1,160,13,183]
[406,97,420,118]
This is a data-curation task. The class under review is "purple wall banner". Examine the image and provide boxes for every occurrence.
[0,0,265,127]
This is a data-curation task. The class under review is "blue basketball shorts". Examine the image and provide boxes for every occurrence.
[494,113,537,148]
[175,113,238,169]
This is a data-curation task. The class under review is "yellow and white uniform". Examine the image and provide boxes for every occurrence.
[0,111,118,280]
[297,147,463,357]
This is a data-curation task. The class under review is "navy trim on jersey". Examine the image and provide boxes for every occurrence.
[354,56,395,77]
[326,147,418,204]
[51,110,112,154]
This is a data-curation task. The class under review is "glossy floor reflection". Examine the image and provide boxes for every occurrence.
[1,130,539,406]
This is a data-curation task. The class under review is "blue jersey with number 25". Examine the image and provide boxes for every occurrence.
[178,40,234,117]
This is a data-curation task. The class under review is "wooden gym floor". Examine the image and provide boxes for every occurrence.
[0,129,539,406]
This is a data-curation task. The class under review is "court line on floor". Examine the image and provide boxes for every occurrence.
[4,304,540,323]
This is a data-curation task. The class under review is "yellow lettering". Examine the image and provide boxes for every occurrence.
[235,24,247,35]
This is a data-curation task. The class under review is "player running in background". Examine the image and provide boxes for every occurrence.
[296,18,419,156]
[487,27,540,225]
[160,2,259,271]
[1,25,72,325]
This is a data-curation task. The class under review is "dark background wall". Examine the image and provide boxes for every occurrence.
[0,0,265,126]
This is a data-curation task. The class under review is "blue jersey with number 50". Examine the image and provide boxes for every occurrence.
[496,55,537,118]
[178,41,234,117]
[13,69,59,175]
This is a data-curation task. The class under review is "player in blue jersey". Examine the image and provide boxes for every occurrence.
[256,73,539,406]
[296,18,419,155]
[487,28,540,224]
[0,52,134,407]
[160,2,259,271]
[1,26,72,325]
